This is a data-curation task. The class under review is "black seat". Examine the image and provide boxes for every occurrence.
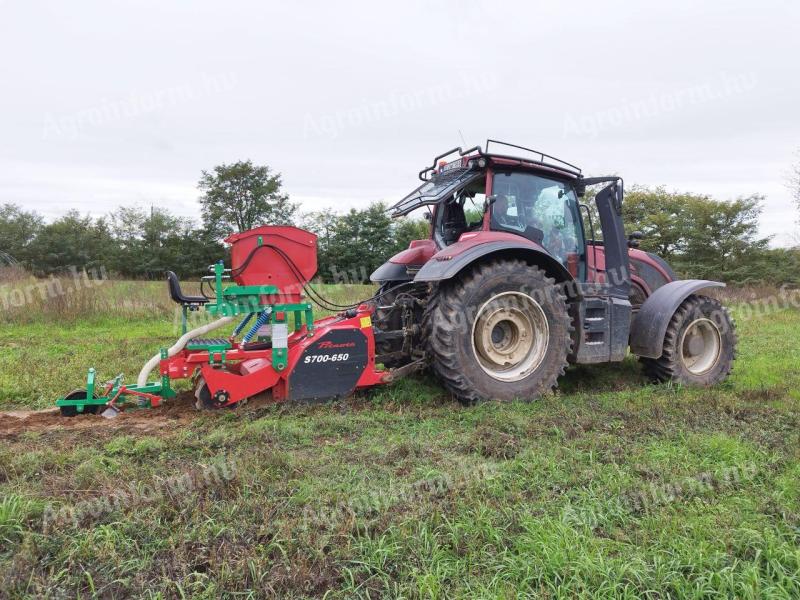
[441,202,468,245]
[522,225,545,245]
[166,271,208,306]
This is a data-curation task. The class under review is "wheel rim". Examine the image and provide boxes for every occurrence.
[679,317,722,375]
[471,291,549,382]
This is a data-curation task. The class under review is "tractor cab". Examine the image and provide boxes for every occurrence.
[382,140,590,282]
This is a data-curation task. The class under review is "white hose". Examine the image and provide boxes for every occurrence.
[137,316,235,387]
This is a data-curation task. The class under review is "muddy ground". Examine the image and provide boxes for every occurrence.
[0,391,278,438]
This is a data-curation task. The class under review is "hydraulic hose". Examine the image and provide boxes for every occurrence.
[136,316,235,387]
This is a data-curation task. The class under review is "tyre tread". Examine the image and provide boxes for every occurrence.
[422,259,572,404]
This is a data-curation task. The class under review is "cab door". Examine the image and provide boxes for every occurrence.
[488,170,587,280]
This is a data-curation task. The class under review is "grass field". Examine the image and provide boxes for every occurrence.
[0,279,798,598]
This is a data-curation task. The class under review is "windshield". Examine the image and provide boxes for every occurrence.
[490,171,584,271]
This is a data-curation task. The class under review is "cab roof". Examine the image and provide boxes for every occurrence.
[389,140,582,217]
[419,139,582,182]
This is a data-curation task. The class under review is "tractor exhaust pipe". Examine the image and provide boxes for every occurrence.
[136,316,235,388]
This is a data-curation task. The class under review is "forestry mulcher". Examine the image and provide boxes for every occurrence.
[57,140,736,416]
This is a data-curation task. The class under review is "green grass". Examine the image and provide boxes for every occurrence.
[0,284,798,598]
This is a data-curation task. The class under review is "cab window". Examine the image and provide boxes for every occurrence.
[435,178,487,247]
[491,172,585,277]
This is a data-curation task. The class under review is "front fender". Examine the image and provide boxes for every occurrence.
[414,241,574,285]
[629,279,725,358]
[370,261,413,283]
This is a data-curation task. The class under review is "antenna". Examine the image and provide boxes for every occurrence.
[458,129,466,146]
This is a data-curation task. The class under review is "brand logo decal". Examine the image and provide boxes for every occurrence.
[317,340,356,349]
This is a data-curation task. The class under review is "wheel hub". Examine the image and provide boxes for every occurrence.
[471,292,549,382]
[680,317,722,375]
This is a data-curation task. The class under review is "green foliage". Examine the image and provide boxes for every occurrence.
[621,185,698,258]
[395,216,431,249]
[679,194,770,281]
[621,186,787,284]
[198,160,298,238]
[327,203,396,283]
[26,211,114,275]
[304,202,429,283]
[0,204,43,265]
[108,206,222,279]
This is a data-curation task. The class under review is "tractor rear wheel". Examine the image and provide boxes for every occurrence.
[423,259,572,404]
[640,294,736,386]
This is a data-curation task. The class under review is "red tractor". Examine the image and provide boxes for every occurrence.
[56,140,737,416]
[371,140,736,403]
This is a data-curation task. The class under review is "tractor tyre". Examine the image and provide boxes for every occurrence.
[640,294,736,386]
[423,259,572,404]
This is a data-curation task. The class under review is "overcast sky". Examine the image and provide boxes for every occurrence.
[1,1,798,245]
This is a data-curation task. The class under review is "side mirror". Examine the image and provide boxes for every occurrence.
[424,212,432,222]
[484,195,497,211]
[627,231,643,248]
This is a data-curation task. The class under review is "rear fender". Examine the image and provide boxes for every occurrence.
[629,279,725,358]
[413,241,574,289]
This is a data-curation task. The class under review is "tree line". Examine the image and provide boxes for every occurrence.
[621,186,799,284]
[0,160,797,285]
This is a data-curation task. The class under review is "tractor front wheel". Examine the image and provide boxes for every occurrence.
[423,260,572,404]
[640,294,736,386]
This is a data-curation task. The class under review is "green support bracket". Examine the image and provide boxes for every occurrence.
[159,348,175,401]
[205,262,284,317]
[207,348,227,365]
[86,367,96,403]
[270,310,288,371]
[305,305,314,335]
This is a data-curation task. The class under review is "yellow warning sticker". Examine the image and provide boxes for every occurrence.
[360,316,372,328]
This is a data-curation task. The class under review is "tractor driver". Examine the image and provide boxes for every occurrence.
[492,194,546,245]
[491,194,525,232]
